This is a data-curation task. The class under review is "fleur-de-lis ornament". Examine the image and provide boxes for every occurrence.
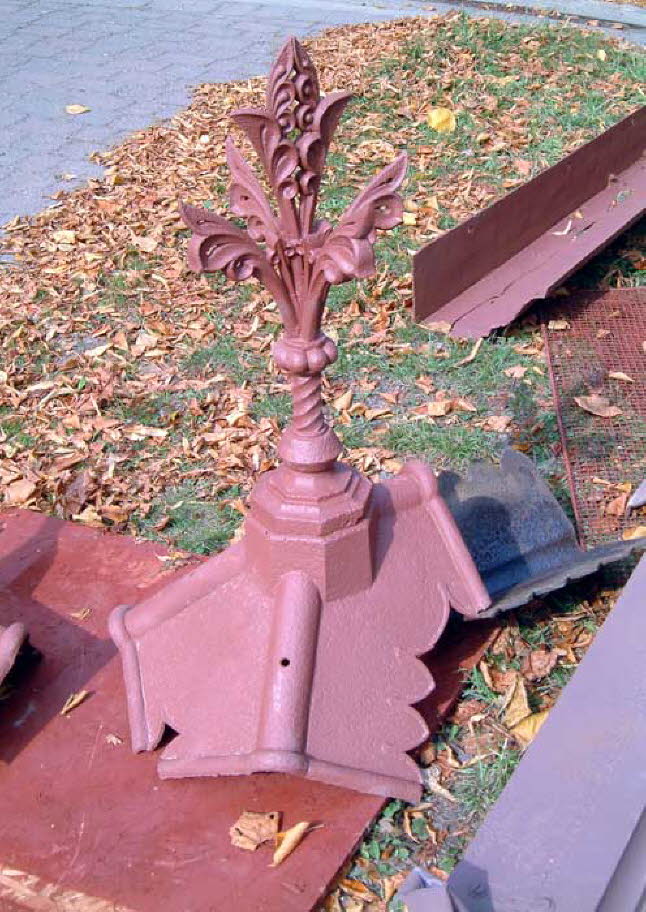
[181,37,407,473]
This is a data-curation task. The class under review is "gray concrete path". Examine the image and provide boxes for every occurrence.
[1,0,643,228]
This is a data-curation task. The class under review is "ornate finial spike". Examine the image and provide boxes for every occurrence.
[181,37,407,472]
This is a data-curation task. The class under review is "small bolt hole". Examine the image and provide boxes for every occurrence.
[280,658,290,667]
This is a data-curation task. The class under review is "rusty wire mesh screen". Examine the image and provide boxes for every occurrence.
[543,288,646,547]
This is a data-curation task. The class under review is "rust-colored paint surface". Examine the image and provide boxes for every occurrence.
[0,509,493,912]
[543,288,646,546]
[413,107,646,338]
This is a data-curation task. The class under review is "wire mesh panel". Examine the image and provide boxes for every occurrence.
[543,289,646,546]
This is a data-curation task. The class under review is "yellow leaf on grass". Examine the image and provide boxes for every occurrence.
[65,104,90,115]
[511,709,549,747]
[271,821,310,866]
[503,674,530,728]
[596,48,607,61]
[402,211,417,226]
[426,107,456,133]
[623,526,646,541]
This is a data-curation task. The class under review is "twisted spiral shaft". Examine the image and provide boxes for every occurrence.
[289,373,327,436]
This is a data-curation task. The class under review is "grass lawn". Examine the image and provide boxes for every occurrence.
[0,11,644,910]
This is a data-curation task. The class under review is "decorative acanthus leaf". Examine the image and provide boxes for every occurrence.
[337,152,408,240]
[180,202,295,330]
[315,91,353,150]
[314,235,375,285]
[296,92,352,197]
[225,138,279,249]
[230,109,299,200]
[310,152,407,287]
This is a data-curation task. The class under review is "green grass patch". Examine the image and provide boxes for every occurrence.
[453,741,522,819]
[134,481,243,554]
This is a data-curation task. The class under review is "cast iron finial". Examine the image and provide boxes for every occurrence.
[180,37,407,471]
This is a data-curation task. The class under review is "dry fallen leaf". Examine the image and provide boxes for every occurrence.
[402,211,417,226]
[65,104,90,115]
[229,810,280,851]
[426,106,456,133]
[363,407,392,421]
[490,666,517,693]
[70,606,92,621]
[4,478,37,505]
[333,389,353,411]
[427,399,453,417]
[548,319,570,331]
[608,371,634,383]
[503,674,530,728]
[596,48,607,60]
[574,394,622,418]
[453,337,483,368]
[511,709,549,747]
[60,690,90,715]
[423,766,456,803]
[604,491,629,516]
[503,365,528,379]
[271,821,310,866]
[453,397,477,413]
[450,698,486,725]
[426,320,453,335]
[623,526,646,541]
[479,660,493,689]
[522,647,558,681]
[52,229,77,245]
[134,235,159,254]
[339,879,379,902]
[383,874,407,904]
[553,219,573,237]
[483,415,512,433]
